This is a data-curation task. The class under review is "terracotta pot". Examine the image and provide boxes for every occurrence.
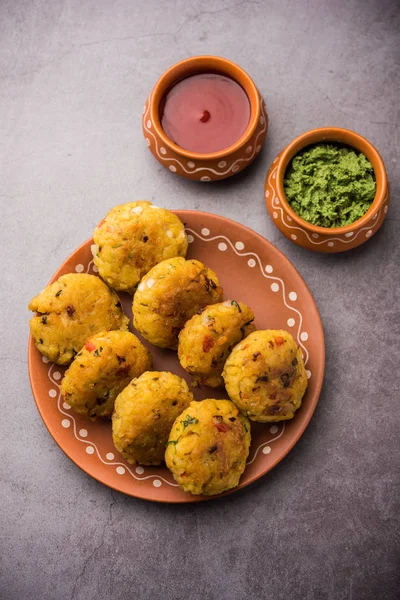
[143,56,268,181]
[265,127,390,253]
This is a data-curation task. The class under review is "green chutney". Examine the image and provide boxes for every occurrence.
[283,143,376,228]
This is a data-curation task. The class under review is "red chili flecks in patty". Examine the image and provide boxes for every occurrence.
[274,337,285,347]
[213,416,229,432]
[97,218,106,229]
[85,340,96,352]
[202,335,215,353]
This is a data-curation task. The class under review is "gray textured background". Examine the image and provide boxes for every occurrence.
[1,0,399,599]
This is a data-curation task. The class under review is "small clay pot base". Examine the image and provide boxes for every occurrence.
[28,211,324,503]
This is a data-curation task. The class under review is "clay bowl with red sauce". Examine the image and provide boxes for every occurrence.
[143,56,268,181]
[265,127,390,253]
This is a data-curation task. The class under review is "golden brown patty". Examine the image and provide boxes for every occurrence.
[222,329,307,422]
[178,300,256,387]
[165,399,251,496]
[28,273,129,365]
[132,257,223,349]
[112,371,194,465]
[61,330,152,420]
[93,201,188,293]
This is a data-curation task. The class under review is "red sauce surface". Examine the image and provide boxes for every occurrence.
[160,73,251,154]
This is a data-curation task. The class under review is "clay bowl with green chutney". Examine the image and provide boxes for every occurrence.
[264,127,389,253]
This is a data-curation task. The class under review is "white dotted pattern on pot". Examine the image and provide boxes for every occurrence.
[266,166,387,247]
[143,96,267,181]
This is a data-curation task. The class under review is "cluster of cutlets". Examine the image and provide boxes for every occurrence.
[29,201,307,496]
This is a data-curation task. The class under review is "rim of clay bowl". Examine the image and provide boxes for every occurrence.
[149,55,261,161]
[275,127,388,235]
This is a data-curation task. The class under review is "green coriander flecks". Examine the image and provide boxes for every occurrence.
[283,143,376,228]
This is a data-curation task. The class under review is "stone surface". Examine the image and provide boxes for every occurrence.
[1,0,399,599]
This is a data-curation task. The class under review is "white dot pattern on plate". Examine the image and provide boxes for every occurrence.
[146,119,152,128]
[384,205,388,213]
[187,161,195,168]
[287,318,295,327]
[160,147,167,155]
[218,160,227,168]
[265,189,270,198]
[62,402,71,410]
[232,165,239,173]
[345,232,354,237]
[256,145,261,153]
[287,216,292,222]
[366,230,373,238]
[327,242,334,247]
[246,146,252,154]
[260,116,264,125]
[145,138,150,147]
[312,233,319,239]
[201,176,211,181]
[273,211,278,219]
[373,213,378,219]
[218,242,227,251]
[36,217,323,498]
[48,389,57,398]
[271,283,279,292]
[306,370,312,379]
[92,265,99,273]
[289,291,297,301]
[169,165,177,172]
[291,234,297,241]
[187,234,194,244]
[248,258,256,267]
[75,264,84,273]
[300,331,308,341]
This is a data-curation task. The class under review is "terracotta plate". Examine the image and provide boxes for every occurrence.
[28,211,325,503]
